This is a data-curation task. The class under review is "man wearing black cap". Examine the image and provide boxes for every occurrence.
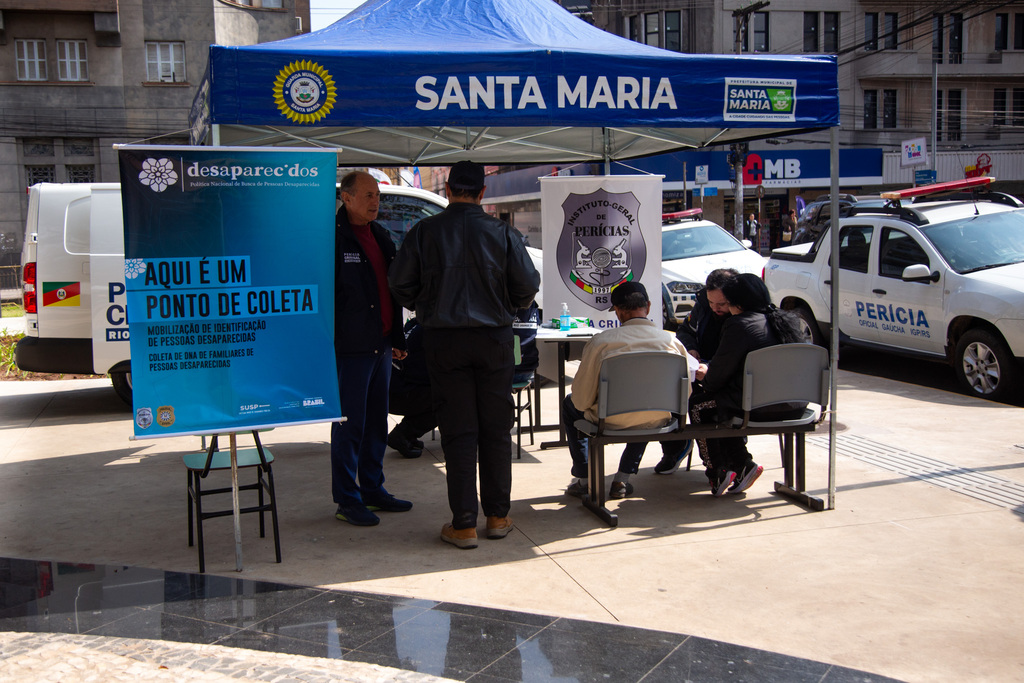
[389,161,540,550]
[561,281,690,500]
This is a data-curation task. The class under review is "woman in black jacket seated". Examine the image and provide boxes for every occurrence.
[690,273,805,497]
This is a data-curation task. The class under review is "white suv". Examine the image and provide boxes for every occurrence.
[765,177,1024,402]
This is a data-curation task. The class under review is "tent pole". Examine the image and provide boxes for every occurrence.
[828,127,839,510]
[212,124,221,147]
[603,128,610,175]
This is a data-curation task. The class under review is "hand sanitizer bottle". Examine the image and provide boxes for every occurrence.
[560,303,571,331]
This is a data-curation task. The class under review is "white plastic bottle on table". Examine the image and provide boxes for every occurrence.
[560,303,571,331]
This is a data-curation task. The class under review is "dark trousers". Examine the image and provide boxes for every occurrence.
[389,384,436,440]
[424,327,514,529]
[689,390,804,480]
[331,347,392,507]
[689,393,749,480]
[562,394,688,476]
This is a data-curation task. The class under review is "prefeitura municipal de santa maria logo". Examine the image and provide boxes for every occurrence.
[556,190,647,311]
[273,60,337,124]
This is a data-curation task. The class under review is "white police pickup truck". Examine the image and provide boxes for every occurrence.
[765,177,1024,402]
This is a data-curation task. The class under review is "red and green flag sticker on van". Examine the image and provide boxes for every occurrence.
[42,281,81,307]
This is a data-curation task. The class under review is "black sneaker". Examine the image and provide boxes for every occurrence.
[653,440,693,474]
[335,503,380,526]
[730,462,763,494]
[565,480,589,498]
[711,471,736,498]
[364,492,413,512]
[387,429,423,459]
[609,481,634,499]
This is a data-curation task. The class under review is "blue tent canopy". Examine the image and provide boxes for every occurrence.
[193,0,838,165]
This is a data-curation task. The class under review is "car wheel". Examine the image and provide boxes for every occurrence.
[954,329,1019,402]
[791,304,824,346]
[662,301,677,331]
[111,370,133,405]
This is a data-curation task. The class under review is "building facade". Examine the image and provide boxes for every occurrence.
[0,0,310,267]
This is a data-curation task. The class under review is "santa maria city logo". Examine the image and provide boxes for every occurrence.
[556,190,647,310]
[724,78,796,122]
[273,61,337,124]
[139,158,178,192]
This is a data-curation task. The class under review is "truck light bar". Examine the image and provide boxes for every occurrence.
[662,208,703,221]
[880,176,994,200]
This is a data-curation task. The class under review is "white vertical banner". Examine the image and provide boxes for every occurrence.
[540,175,663,330]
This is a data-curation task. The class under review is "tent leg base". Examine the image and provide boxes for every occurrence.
[774,482,825,511]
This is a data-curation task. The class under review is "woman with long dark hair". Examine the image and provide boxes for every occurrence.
[690,273,805,496]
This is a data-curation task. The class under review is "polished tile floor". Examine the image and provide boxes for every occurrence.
[0,557,899,682]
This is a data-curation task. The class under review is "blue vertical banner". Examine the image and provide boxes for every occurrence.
[118,146,341,438]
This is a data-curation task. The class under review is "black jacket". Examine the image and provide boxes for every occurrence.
[334,209,405,356]
[676,289,727,361]
[701,311,780,412]
[389,202,540,328]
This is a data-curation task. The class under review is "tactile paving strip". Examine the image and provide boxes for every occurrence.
[808,433,1024,515]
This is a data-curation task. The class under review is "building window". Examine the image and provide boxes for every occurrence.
[994,89,1007,126]
[146,41,186,83]
[626,15,639,42]
[996,14,1009,51]
[665,11,681,52]
[64,138,95,156]
[56,40,88,82]
[883,89,897,128]
[948,13,964,65]
[752,12,769,52]
[865,13,878,51]
[739,12,768,52]
[627,11,684,52]
[884,13,899,50]
[823,12,839,53]
[15,39,47,81]
[644,12,659,47]
[803,12,819,52]
[1016,15,1024,50]
[934,14,964,64]
[66,165,96,183]
[863,89,878,130]
[262,0,283,6]
[26,165,56,185]
[1013,88,1024,127]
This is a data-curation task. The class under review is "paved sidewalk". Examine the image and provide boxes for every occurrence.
[0,631,452,682]
[1,370,1022,681]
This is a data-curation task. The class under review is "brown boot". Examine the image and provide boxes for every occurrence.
[485,516,514,539]
[440,523,478,549]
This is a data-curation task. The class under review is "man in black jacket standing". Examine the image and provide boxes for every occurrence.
[390,161,540,549]
[332,170,411,527]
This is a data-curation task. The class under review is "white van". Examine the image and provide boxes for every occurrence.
[16,182,449,403]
